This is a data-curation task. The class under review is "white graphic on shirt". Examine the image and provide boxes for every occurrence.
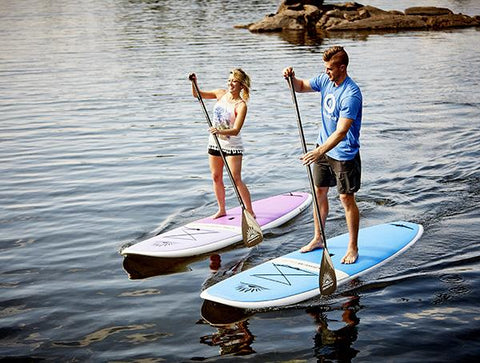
[324,94,336,114]
[213,105,231,140]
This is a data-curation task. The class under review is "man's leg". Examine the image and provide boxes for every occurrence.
[339,193,359,264]
[301,186,329,252]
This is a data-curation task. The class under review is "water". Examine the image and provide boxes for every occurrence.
[1,0,479,361]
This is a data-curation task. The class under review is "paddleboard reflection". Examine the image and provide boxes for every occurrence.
[122,251,239,280]
[307,295,361,361]
[199,295,361,359]
[200,300,255,356]
[122,255,200,279]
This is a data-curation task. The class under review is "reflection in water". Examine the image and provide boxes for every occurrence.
[307,296,361,362]
[202,252,250,290]
[53,323,157,347]
[271,28,372,46]
[200,300,254,356]
[200,319,255,356]
[122,249,243,281]
[276,29,325,46]
[123,247,240,279]
[122,255,195,279]
[199,297,362,359]
[209,253,221,272]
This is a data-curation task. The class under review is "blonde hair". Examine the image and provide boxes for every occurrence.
[230,68,251,102]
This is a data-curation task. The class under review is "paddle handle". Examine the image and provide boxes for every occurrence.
[189,74,246,210]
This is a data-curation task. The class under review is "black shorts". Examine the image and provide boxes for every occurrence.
[208,148,243,157]
[313,151,361,194]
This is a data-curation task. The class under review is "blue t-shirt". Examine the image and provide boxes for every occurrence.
[309,73,362,161]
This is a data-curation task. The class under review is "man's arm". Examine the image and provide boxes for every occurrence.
[283,67,314,93]
[301,117,353,165]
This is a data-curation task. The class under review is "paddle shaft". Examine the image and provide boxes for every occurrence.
[286,75,328,249]
[190,77,246,210]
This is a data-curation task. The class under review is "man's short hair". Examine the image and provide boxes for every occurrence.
[323,46,349,67]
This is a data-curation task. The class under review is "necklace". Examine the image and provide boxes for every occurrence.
[227,92,242,103]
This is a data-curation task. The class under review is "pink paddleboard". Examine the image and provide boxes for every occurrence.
[121,192,312,258]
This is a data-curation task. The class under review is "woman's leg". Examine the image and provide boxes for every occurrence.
[209,154,226,218]
[226,155,255,217]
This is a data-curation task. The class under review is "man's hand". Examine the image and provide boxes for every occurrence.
[301,147,323,165]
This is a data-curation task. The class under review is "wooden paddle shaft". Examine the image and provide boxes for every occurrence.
[286,76,328,248]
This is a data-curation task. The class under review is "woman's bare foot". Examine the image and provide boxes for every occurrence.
[341,248,358,264]
[300,237,324,253]
[212,209,226,219]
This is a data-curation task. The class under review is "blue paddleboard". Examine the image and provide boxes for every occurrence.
[200,221,424,309]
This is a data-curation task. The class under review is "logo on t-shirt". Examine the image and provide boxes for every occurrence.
[324,94,336,114]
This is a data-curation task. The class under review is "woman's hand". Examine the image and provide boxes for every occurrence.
[209,127,219,135]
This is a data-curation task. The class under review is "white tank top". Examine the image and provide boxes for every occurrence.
[208,94,244,154]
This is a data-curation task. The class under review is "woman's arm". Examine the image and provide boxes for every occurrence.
[190,73,224,100]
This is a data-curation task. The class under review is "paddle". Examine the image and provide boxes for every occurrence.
[189,74,263,248]
[286,74,337,295]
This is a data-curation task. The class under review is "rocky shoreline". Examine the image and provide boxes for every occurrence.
[235,1,480,34]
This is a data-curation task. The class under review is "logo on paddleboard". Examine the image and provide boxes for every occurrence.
[153,240,175,247]
[236,282,269,293]
[152,227,220,248]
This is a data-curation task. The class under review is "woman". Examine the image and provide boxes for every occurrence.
[190,69,255,219]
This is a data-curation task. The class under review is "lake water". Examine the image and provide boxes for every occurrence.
[1,0,480,361]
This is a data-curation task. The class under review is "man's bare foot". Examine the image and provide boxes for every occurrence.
[300,237,324,253]
[212,210,226,219]
[341,249,358,264]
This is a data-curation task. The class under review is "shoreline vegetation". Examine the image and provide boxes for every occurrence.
[235,1,480,35]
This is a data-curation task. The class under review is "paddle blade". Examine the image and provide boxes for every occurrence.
[319,248,337,295]
[241,210,263,247]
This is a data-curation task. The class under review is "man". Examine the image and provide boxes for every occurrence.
[283,45,362,264]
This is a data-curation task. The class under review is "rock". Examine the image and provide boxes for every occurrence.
[404,7,452,16]
[326,14,427,31]
[248,2,323,32]
[247,12,304,32]
[279,0,325,13]
[425,13,480,29]
[360,5,395,16]
[239,1,480,35]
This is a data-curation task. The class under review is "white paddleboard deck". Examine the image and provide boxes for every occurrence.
[201,221,424,309]
[121,192,312,258]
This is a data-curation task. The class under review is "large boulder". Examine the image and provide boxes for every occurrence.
[240,1,480,34]
[424,13,480,29]
[324,14,428,31]
[246,2,324,32]
[404,7,452,16]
